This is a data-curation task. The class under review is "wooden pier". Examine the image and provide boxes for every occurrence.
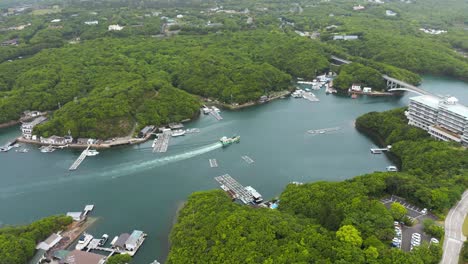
[69,146,90,171]
[241,155,254,164]
[209,159,218,168]
[307,127,341,135]
[153,130,171,153]
[302,92,320,102]
[215,174,254,204]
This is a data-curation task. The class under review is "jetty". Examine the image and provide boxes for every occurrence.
[215,174,254,204]
[209,159,218,168]
[153,130,171,153]
[302,92,320,102]
[370,145,392,154]
[69,146,90,171]
[307,127,341,135]
[241,155,254,164]
[209,107,223,120]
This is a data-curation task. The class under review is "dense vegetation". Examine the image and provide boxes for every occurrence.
[106,254,132,264]
[356,108,468,214]
[0,0,467,138]
[168,106,468,263]
[0,215,72,264]
[168,188,441,264]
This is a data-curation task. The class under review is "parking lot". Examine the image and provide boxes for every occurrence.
[381,195,439,251]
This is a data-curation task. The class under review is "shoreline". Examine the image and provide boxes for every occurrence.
[0,120,20,129]
[217,90,291,110]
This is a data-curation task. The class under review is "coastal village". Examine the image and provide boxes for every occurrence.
[29,205,155,264]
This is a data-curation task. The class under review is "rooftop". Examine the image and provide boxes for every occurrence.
[126,230,144,246]
[63,250,105,264]
[410,95,441,109]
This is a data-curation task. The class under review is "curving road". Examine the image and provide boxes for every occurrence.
[441,191,468,264]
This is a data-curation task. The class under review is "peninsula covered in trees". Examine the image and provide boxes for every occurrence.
[0,0,467,138]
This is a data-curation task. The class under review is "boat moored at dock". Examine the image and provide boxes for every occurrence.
[386,166,398,172]
[171,129,186,137]
[85,149,99,156]
[76,233,93,250]
[39,145,55,153]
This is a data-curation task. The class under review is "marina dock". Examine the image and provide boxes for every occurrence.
[214,174,254,204]
[209,159,218,168]
[153,130,171,153]
[307,127,341,135]
[69,146,90,171]
[241,155,254,164]
[302,92,320,102]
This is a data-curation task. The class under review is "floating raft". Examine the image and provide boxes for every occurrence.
[241,155,254,164]
[153,130,171,153]
[214,174,254,204]
[209,159,218,168]
[307,127,341,135]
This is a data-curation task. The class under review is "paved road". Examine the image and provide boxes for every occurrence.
[441,191,468,264]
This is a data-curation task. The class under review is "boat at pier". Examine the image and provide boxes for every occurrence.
[386,166,398,172]
[172,129,186,137]
[202,105,211,114]
[98,234,109,246]
[151,138,158,148]
[76,233,93,250]
[85,149,99,156]
[39,145,55,153]
[220,136,240,147]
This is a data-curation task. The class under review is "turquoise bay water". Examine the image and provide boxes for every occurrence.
[0,76,467,263]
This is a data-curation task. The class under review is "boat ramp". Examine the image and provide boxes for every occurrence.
[307,127,341,135]
[209,159,218,168]
[241,155,254,164]
[215,174,254,204]
[69,146,90,171]
[152,130,171,153]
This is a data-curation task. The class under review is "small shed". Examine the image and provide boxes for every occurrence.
[36,233,62,250]
[139,125,155,138]
[113,233,130,250]
[66,212,83,221]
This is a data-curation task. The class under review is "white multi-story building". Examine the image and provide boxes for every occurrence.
[21,116,47,139]
[406,95,468,145]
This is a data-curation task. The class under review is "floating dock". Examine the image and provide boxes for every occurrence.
[69,146,90,171]
[153,130,171,153]
[209,159,218,168]
[214,174,254,204]
[307,127,341,135]
[209,107,223,120]
[241,155,254,164]
[302,92,320,102]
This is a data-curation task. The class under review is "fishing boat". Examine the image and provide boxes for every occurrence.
[39,145,55,153]
[171,129,186,137]
[0,146,12,152]
[76,233,93,250]
[151,138,158,148]
[220,135,240,147]
[86,149,99,156]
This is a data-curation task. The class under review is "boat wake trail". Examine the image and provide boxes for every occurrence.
[97,142,223,179]
[0,142,223,198]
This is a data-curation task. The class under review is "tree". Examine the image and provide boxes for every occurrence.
[106,254,132,264]
[336,225,363,247]
[390,202,408,221]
